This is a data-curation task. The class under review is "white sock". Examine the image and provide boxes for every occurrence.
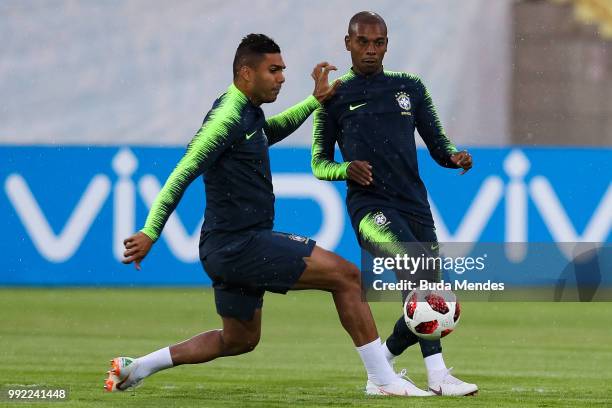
[424,353,447,383]
[381,341,397,364]
[356,338,397,385]
[135,346,174,379]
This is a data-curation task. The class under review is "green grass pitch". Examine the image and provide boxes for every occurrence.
[1,288,611,407]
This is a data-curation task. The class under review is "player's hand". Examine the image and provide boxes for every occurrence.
[311,62,341,103]
[347,160,373,186]
[122,232,153,271]
[450,151,473,175]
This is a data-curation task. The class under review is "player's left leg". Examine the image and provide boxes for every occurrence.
[404,218,478,396]
[105,310,263,391]
[170,309,262,363]
[105,229,270,392]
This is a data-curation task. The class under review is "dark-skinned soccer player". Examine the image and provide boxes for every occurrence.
[311,12,477,396]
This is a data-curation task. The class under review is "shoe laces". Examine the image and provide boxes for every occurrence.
[439,367,463,385]
[396,368,417,386]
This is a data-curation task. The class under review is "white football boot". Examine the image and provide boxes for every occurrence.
[428,367,478,396]
[365,369,431,397]
[104,357,143,392]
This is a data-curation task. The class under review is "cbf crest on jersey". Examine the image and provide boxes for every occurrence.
[373,211,388,226]
[395,92,411,115]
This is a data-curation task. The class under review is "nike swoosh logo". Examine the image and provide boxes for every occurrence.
[431,243,439,251]
[245,131,257,140]
[349,102,367,111]
[429,386,443,396]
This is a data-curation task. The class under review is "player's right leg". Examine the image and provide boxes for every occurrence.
[295,246,430,396]
[357,210,440,365]
[357,210,478,396]
[202,228,428,396]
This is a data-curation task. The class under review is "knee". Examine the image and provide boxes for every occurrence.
[334,260,362,291]
[344,262,361,285]
[221,330,260,356]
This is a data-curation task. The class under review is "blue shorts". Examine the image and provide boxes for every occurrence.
[354,208,441,298]
[200,229,316,321]
[354,208,438,248]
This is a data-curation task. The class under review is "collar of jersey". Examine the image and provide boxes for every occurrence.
[349,66,385,80]
[227,83,256,108]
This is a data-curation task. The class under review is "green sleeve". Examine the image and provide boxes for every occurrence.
[140,90,245,242]
[264,95,320,145]
[414,78,460,168]
[311,104,350,180]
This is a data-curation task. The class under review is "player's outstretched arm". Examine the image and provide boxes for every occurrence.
[265,62,341,145]
[123,90,244,269]
[122,142,212,270]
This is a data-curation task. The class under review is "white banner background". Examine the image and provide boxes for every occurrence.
[0,0,511,146]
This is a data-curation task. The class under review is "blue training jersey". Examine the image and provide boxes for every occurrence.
[141,83,320,243]
[311,69,459,227]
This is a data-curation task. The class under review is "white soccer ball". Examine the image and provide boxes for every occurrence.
[403,289,460,340]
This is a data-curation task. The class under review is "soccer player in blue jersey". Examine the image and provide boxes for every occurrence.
[311,12,478,396]
[104,34,430,397]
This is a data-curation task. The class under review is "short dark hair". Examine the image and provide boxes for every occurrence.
[348,11,387,36]
[233,34,281,78]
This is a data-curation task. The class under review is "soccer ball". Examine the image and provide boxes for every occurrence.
[403,290,460,340]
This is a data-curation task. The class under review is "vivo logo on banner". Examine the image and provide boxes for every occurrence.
[4,148,344,263]
[0,146,610,285]
[430,150,612,260]
[432,149,611,243]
